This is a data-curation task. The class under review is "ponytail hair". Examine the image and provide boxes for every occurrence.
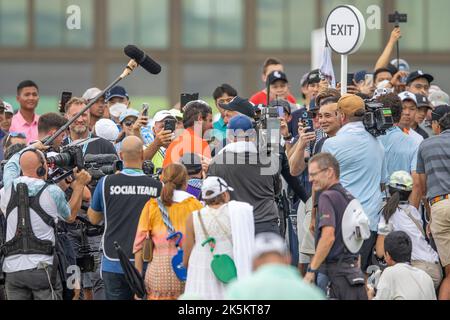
[160,163,188,207]
[382,186,412,222]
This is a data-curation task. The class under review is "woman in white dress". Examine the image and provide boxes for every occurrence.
[182,176,254,300]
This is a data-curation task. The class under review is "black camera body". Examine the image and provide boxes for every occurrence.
[388,11,408,26]
[164,118,177,132]
[363,101,394,137]
[47,145,84,171]
[84,154,122,181]
[256,106,281,154]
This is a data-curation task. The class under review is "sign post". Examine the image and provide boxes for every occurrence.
[325,5,366,95]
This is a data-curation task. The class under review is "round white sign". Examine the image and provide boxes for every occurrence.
[325,5,366,55]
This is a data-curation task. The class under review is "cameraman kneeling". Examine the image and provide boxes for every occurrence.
[0,144,91,300]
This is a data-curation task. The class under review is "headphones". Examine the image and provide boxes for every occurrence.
[19,148,47,177]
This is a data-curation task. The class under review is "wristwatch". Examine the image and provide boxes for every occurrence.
[307,266,318,274]
[283,134,293,141]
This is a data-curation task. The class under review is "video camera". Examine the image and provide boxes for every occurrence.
[255,105,281,154]
[46,144,122,185]
[84,154,122,181]
[363,100,394,137]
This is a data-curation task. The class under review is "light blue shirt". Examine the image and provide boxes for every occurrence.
[377,126,418,176]
[322,122,387,231]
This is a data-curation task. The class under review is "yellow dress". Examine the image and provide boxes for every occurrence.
[134,194,203,300]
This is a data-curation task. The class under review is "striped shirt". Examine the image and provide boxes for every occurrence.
[416,129,450,199]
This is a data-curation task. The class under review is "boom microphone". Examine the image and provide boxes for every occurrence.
[124,45,161,75]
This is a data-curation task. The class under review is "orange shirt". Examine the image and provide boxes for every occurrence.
[163,127,211,168]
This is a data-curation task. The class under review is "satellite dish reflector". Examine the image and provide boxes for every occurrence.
[342,199,371,254]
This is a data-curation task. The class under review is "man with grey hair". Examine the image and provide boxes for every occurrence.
[304,152,368,300]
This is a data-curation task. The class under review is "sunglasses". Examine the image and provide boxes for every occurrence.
[4,132,26,147]
[123,120,136,127]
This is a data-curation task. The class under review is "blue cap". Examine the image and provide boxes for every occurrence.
[119,109,139,123]
[105,86,129,102]
[220,96,255,119]
[227,115,254,131]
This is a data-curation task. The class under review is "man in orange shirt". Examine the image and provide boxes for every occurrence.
[163,101,213,168]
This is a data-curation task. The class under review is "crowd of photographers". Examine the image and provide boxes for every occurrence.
[0,26,450,301]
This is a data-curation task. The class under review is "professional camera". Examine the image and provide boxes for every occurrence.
[84,154,122,181]
[363,101,394,137]
[255,106,281,154]
[47,145,84,171]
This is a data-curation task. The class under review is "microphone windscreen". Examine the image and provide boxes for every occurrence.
[124,45,161,75]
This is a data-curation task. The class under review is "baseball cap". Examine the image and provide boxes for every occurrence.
[415,94,432,110]
[227,114,254,132]
[390,58,410,72]
[153,110,175,123]
[267,70,288,86]
[109,103,128,118]
[406,70,434,85]
[220,96,256,119]
[252,232,288,260]
[82,87,102,101]
[429,90,449,107]
[94,119,120,142]
[373,87,394,99]
[398,91,418,105]
[105,86,129,102]
[169,108,183,120]
[3,102,13,114]
[119,109,139,123]
[431,105,450,122]
[389,171,413,191]
[201,176,234,200]
[300,72,309,87]
[337,94,365,116]
[306,69,321,85]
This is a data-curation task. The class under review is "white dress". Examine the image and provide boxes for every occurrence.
[184,204,234,300]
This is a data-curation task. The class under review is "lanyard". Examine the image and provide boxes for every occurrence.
[68,133,92,155]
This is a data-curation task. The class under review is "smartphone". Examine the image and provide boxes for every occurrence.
[300,111,314,133]
[164,118,177,132]
[180,93,199,109]
[142,103,149,117]
[365,74,374,87]
[60,91,72,113]
[277,106,285,117]
[347,73,355,86]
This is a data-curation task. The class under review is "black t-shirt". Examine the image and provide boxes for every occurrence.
[62,134,118,156]
[315,184,358,263]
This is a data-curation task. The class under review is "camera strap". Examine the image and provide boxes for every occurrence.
[156,198,176,236]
